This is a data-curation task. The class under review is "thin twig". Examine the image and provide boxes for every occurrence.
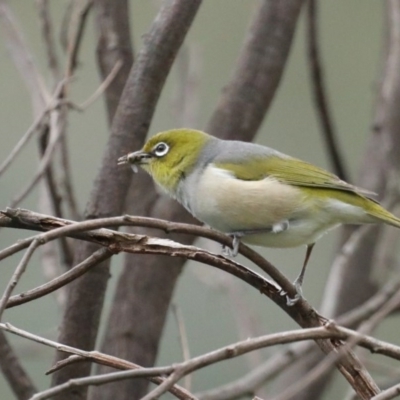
[38,126,73,268]
[0,323,193,400]
[196,343,310,400]
[79,59,123,109]
[306,0,348,180]
[7,324,390,400]
[0,83,64,177]
[0,239,41,320]
[65,0,93,77]
[172,303,192,391]
[0,1,49,112]
[57,0,95,222]
[35,0,60,80]
[31,367,196,400]
[7,248,114,309]
[135,324,400,400]
[371,383,400,400]
[197,276,400,400]
[9,103,67,207]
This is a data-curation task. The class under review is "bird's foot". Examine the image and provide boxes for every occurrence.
[279,278,304,306]
[222,233,243,257]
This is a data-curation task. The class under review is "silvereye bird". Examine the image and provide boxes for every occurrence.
[118,128,400,296]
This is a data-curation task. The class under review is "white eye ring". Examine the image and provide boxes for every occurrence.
[153,142,169,157]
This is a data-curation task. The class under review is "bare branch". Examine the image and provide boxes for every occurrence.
[94,0,134,122]
[0,323,193,400]
[35,0,61,80]
[79,59,123,109]
[171,303,192,391]
[9,103,67,207]
[0,209,384,398]
[52,1,203,395]
[197,275,400,400]
[0,239,40,320]
[372,383,400,400]
[65,0,93,77]
[0,1,49,113]
[306,0,348,180]
[20,323,399,400]
[32,367,196,400]
[285,2,400,394]
[96,3,307,397]
[0,331,37,400]
[196,344,310,400]
[7,248,114,309]
[0,209,299,298]
[132,325,390,400]
[0,82,64,178]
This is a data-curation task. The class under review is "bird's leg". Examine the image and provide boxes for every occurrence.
[285,243,315,306]
[294,243,315,292]
[223,220,290,257]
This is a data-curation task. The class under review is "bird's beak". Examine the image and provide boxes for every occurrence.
[117,150,152,172]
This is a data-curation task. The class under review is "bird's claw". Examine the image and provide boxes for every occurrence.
[117,155,128,165]
[222,233,242,257]
[279,280,304,306]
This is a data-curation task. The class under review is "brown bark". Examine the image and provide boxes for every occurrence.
[94,0,134,124]
[0,331,37,400]
[51,1,202,399]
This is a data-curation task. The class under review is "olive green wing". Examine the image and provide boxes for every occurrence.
[214,155,375,198]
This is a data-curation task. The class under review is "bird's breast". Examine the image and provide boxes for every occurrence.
[188,164,306,232]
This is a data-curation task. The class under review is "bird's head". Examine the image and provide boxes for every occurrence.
[118,128,213,193]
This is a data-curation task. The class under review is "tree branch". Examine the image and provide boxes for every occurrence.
[0,331,37,400]
[50,3,203,396]
[306,0,348,180]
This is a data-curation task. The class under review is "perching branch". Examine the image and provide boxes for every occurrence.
[0,208,385,398]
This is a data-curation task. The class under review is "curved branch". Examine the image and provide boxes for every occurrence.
[0,208,384,398]
[7,248,114,309]
[306,0,348,180]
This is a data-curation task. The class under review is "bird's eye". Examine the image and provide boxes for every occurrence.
[153,142,169,157]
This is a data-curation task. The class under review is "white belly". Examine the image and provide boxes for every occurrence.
[179,165,371,249]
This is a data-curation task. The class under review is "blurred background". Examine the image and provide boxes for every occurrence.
[0,1,387,398]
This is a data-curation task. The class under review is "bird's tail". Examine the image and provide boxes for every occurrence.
[367,201,400,228]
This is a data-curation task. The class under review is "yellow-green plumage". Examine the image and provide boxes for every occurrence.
[215,156,400,230]
[118,128,400,295]
[120,128,400,249]
[140,129,210,192]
